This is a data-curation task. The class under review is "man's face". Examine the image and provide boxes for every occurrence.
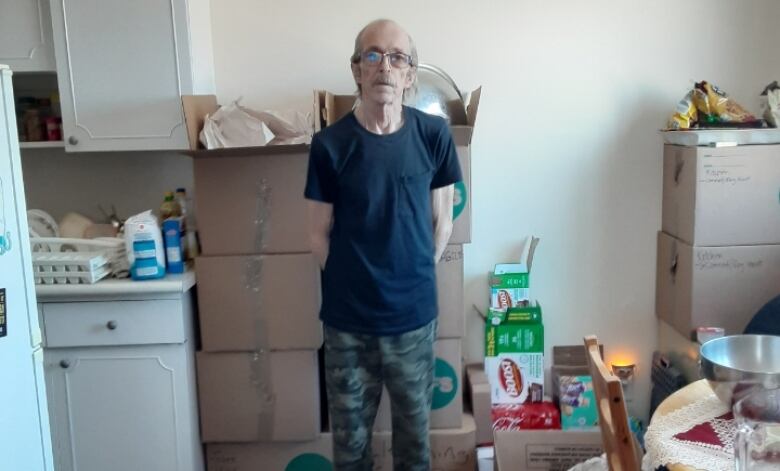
[352,22,415,106]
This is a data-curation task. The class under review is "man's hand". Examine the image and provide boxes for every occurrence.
[308,200,334,269]
[431,184,454,263]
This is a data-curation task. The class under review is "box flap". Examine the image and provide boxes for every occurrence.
[467,86,481,127]
[182,95,219,150]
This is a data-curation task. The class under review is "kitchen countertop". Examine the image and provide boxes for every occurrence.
[35,269,196,302]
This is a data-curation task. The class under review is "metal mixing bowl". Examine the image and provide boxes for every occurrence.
[700,335,780,405]
[406,63,468,125]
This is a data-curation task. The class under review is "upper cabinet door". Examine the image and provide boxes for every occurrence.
[50,0,194,152]
[0,0,56,72]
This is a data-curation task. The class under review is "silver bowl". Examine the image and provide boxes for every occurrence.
[700,335,780,405]
[406,63,468,125]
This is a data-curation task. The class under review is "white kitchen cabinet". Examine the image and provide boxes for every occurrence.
[49,0,214,152]
[0,0,57,72]
[38,274,203,471]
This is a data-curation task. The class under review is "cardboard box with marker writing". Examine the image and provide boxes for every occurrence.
[314,88,480,244]
[205,414,476,471]
[662,144,780,246]
[655,231,780,336]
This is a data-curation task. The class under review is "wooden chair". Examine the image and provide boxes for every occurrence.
[583,335,643,471]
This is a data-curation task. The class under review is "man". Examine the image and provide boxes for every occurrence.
[305,19,462,470]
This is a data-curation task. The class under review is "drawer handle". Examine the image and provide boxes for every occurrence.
[59,359,70,369]
[68,136,78,146]
[106,320,118,330]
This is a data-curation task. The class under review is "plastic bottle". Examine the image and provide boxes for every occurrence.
[175,187,199,260]
[159,192,184,273]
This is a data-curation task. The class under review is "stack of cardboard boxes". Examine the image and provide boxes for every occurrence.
[465,239,605,471]
[181,89,482,469]
[656,144,780,340]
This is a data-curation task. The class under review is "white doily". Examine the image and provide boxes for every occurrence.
[645,391,734,471]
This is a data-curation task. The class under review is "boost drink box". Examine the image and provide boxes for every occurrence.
[485,304,544,404]
[485,305,543,355]
[490,237,538,308]
[485,353,545,404]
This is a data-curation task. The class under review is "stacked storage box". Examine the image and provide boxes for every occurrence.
[656,144,780,337]
[313,90,481,470]
[191,145,329,466]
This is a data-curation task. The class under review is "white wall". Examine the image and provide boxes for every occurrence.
[210,0,780,421]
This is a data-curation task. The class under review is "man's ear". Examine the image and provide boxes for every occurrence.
[351,62,362,85]
[404,67,416,89]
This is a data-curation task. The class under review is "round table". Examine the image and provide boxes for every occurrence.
[649,379,724,471]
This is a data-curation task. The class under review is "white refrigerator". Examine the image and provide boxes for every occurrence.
[0,64,54,470]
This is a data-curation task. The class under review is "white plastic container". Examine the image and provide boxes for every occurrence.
[124,210,165,280]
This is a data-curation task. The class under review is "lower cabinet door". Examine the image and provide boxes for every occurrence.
[45,344,190,471]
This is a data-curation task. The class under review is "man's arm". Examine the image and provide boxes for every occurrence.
[308,200,334,269]
[431,184,454,263]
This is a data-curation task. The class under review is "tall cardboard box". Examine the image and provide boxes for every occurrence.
[494,429,603,471]
[196,254,322,351]
[437,245,465,339]
[662,144,780,247]
[374,338,463,430]
[314,89,480,244]
[655,231,780,336]
[466,364,493,445]
[196,351,320,442]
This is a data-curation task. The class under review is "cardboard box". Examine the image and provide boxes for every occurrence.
[493,429,603,471]
[466,364,493,445]
[196,350,320,442]
[490,237,539,308]
[373,414,477,471]
[485,354,545,404]
[485,305,544,356]
[550,346,600,430]
[655,231,780,336]
[208,416,476,471]
[196,254,322,352]
[437,245,465,339]
[191,146,310,255]
[314,89,480,244]
[374,338,463,430]
[662,144,780,247]
[558,376,598,430]
[206,435,334,471]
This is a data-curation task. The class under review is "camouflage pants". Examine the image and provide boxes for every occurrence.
[323,320,437,471]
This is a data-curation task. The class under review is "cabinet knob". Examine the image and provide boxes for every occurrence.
[59,359,70,369]
[68,136,78,146]
[106,320,118,330]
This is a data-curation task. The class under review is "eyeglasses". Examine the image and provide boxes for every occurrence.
[355,51,414,69]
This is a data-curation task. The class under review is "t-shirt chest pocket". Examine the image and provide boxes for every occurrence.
[399,169,433,217]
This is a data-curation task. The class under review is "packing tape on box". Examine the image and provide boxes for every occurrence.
[244,257,271,351]
[247,350,276,440]
[253,179,271,252]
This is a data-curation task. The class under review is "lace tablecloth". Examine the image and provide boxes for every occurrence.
[645,389,734,471]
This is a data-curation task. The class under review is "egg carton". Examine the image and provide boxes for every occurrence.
[32,252,113,285]
[30,237,129,280]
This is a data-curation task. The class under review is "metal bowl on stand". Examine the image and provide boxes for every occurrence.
[700,335,780,405]
[406,63,468,125]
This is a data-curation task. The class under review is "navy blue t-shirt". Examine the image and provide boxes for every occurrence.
[304,106,463,335]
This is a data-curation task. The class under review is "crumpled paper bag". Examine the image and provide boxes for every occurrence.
[199,98,312,149]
